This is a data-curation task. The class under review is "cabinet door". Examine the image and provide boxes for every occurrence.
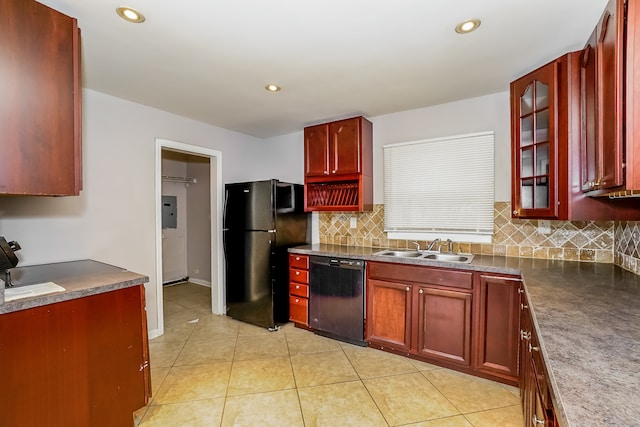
[581,29,599,192]
[0,285,149,426]
[596,0,625,189]
[304,124,330,176]
[511,61,558,218]
[475,275,520,382]
[0,0,82,196]
[366,278,412,352]
[0,294,90,426]
[416,287,472,367]
[330,118,361,175]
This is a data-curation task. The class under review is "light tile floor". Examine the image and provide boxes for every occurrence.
[136,283,524,426]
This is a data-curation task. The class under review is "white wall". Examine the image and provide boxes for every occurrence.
[371,92,512,203]
[0,89,288,334]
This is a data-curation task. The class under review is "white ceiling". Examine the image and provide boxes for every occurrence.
[39,0,608,138]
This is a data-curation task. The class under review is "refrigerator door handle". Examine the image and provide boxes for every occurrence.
[223,189,229,227]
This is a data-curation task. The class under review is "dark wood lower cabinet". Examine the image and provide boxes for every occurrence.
[416,287,472,366]
[366,278,412,352]
[0,285,151,427]
[520,288,557,427]
[474,274,521,382]
[366,262,518,385]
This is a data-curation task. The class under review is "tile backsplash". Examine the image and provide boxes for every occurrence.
[318,202,615,263]
[614,221,640,274]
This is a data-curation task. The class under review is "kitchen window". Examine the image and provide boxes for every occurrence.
[383,131,494,243]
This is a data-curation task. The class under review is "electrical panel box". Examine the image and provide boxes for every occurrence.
[162,195,177,229]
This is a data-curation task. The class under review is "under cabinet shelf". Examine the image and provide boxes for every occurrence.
[306,181,359,209]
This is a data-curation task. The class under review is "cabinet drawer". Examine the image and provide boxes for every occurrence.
[290,268,309,284]
[289,282,309,298]
[289,296,308,324]
[289,254,309,270]
[368,262,473,290]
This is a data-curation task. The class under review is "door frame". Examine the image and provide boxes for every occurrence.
[154,138,224,338]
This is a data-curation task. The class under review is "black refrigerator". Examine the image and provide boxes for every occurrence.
[223,179,309,329]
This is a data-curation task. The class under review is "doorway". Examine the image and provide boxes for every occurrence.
[155,138,224,338]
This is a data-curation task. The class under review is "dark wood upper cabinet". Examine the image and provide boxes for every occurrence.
[304,125,330,177]
[303,116,372,212]
[623,0,640,191]
[511,60,559,219]
[581,0,625,193]
[330,119,362,175]
[511,49,640,220]
[580,29,599,192]
[581,0,640,201]
[0,0,82,196]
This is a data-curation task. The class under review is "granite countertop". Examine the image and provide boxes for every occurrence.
[290,244,640,427]
[0,260,149,314]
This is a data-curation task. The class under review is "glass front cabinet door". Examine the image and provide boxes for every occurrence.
[511,61,558,218]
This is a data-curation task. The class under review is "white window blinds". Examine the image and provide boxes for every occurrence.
[383,131,495,241]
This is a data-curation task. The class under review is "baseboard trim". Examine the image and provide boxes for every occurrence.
[189,278,211,288]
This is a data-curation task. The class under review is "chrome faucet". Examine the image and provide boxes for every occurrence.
[426,238,441,251]
[446,239,453,254]
[411,241,421,251]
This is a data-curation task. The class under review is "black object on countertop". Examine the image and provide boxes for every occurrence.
[1,237,21,287]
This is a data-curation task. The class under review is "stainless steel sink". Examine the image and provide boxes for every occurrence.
[374,250,423,258]
[423,253,474,263]
[373,249,474,263]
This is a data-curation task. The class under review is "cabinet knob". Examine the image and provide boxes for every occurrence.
[405,286,410,292]
[513,209,519,216]
[295,298,300,303]
[331,170,336,174]
[529,343,540,353]
[296,271,300,275]
[296,285,300,289]
[521,303,528,310]
[324,171,329,175]
[419,289,423,294]
[533,415,545,425]
[518,288,524,294]
[296,256,300,260]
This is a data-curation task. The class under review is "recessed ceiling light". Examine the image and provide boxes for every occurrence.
[265,84,281,92]
[116,7,145,23]
[455,19,481,34]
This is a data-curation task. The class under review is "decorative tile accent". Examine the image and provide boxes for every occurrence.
[318,202,616,263]
[614,221,640,274]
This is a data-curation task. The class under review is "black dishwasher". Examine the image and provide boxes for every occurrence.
[308,256,366,346]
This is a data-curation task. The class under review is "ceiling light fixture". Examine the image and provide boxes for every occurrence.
[265,84,281,92]
[455,19,481,34]
[116,7,145,23]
